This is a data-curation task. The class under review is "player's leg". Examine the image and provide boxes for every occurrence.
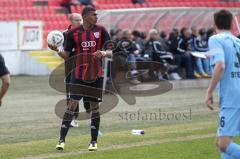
[65,68,79,128]
[88,101,100,151]
[56,98,81,150]
[88,78,103,151]
[70,102,79,127]
[218,137,240,159]
[216,137,233,159]
[0,74,11,106]
[83,96,91,113]
[217,108,240,159]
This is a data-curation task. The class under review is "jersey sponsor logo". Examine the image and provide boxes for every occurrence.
[81,41,96,48]
[93,32,99,38]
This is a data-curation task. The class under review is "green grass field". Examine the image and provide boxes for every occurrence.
[0,76,225,159]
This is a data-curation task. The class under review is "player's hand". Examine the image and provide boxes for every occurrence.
[48,44,59,52]
[94,50,103,58]
[205,91,214,110]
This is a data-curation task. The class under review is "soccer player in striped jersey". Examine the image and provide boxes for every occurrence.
[54,7,112,151]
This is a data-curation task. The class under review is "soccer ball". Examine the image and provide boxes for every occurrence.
[47,30,64,47]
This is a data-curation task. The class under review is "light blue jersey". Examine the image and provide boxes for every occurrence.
[209,32,240,108]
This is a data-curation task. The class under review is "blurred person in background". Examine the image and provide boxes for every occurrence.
[111,28,122,42]
[144,29,180,80]
[132,30,146,55]
[168,28,179,48]
[64,13,91,128]
[0,54,10,107]
[50,13,87,128]
[194,28,211,77]
[168,27,194,79]
[114,29,141,84]
[207,27,216,39]
[190,26,209,78]
[60,0,80,13]
[159,31,170,52]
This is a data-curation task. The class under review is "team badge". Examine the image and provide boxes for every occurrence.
[94,32,100,38]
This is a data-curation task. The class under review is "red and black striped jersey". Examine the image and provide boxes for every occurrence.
[64,24,110,81]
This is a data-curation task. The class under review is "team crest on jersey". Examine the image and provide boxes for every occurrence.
[94,32,100,38]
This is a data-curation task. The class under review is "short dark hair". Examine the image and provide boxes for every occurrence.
[132,30,141,37]
[214,9,233,30]
[82,6,96,17]
[198,28,206,36]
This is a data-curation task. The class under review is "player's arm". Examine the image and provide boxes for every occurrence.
[206,61,225,110]
[0,74,10,107]
[101,50,112,57]
[207,61,225,93]
[100,27,113,57]
[205,37,225,110]
[48,44,70,60]
[94,50,112,58]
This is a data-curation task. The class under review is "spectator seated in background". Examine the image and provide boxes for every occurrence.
[60,0,80,13]
[144,29,181,80]
[192,28,211,77]
[168,27,194,79]
[113,29,141,84]
[159,31,170,52]
[111,28,122,42]
[132,30,146,57]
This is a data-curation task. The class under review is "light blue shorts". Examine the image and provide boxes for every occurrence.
[217,108,240,137]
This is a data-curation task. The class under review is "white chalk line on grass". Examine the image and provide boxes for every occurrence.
[18,133,216,159]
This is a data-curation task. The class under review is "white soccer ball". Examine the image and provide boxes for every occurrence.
[47,30,64,47]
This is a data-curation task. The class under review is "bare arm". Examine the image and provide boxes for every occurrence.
[102,50,113,57]
[205,61,225,110]
[0,74,10,107]
[48,44,70,60]
[94,50,113,58]
[56,50,70,60]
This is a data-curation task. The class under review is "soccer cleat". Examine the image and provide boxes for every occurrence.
[56,141,65,151]
[88,141,98,151]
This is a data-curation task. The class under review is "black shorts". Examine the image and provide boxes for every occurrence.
[69,77,103,102]
[0,54,9,77]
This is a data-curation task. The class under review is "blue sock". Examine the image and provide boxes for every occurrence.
[221,152,233,159]
[226,142,240,159]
